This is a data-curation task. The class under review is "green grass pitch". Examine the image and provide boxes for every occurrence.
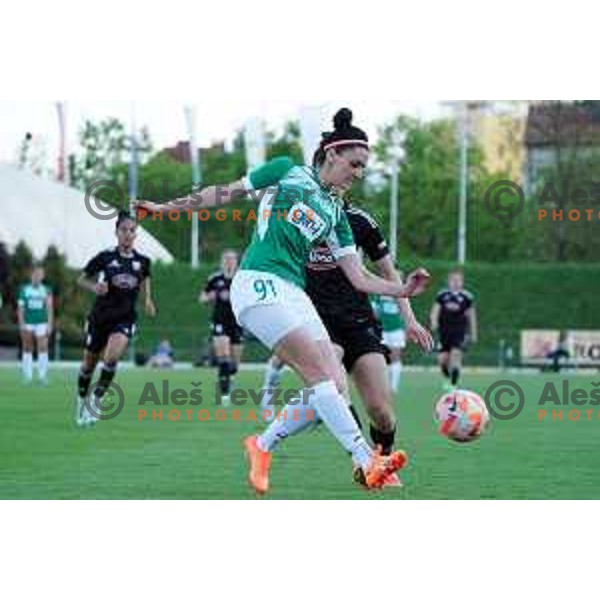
[1,367,599,499]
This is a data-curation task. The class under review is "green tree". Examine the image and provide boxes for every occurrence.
[42,246,68,313]
[364,114,537,263]
[71,118,152,191]
[3,241,33,318]
[266,121,304,163]
[368,116,487,260]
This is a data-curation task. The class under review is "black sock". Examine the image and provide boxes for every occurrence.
[347,404,364,463]
[218,359,232,395]
[93,362,117,399]
[349,404,363,431]
[370,424,396,455]
[441,364,450,378]
[450,367,460,385]
[229,361,238,390]
[78,367,94,397]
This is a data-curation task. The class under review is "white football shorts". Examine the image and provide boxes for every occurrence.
[23,323,49,337]
[383,328,406,349]
[230,270,329,349]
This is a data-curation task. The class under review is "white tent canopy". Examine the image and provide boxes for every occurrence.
[0,164,174,267]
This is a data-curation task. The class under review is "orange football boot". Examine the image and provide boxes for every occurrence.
[243,436,272,495]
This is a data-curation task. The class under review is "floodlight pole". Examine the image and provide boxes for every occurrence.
[458,105,468,265]
[388,131,404,263]
[389,157,399,263]
[185,106,202,269]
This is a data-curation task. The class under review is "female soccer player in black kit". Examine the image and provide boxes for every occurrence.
[430,269,477,389]
[199,249,243,404]
[75,211,156,426]
[261,183,433,485]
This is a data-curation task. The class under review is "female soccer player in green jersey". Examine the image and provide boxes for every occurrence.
[139,109,430,493]
[18,265,53,384]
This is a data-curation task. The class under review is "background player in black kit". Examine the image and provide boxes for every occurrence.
[76,211,156,426]
[430,269,477,389]
[199,249,243,404]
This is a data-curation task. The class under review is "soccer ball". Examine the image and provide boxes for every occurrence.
[435,389,490,443]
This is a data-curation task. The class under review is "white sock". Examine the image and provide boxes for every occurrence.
[257,403,320,451]
[260,390,276,420]
[38,352,49,379]
[308,380,373,469]
[22,352,33,381]
[389,360,402,392]
[260,359,285,416]
[262,359,284,390]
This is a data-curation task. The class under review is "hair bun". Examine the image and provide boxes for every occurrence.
[333,108,353,131]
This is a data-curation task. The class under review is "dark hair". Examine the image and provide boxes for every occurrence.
[313,108,369,167]
[116,210,136,230]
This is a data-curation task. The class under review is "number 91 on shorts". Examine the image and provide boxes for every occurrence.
[230,270,329,349]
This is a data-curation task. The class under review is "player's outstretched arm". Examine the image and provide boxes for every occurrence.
[338,254,430,297]
[136,156,294,215]
[136,180,248,214]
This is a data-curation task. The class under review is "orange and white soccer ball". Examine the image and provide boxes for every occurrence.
[435,389,490,443]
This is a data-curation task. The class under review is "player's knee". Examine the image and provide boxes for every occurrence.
[450,351,462,366]
[303,362,335,387]
[80,363,94,376]
[103,350,121,364]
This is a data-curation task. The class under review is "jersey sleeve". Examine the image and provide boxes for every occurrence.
[204,274,218,293]
[328,211,357,259]
[83,252,105,278]
[243,156,295,191]
[435,291,445,304]
[353,212,389,262]
[17,286,25,307]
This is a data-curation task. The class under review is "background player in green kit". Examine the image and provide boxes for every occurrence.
[17,265,54,384]
[371,294,406,393]
[139,109,431,493]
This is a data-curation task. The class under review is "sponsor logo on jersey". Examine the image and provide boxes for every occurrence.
[307,244,336,271]
[444,301,462,311]
[111,273,139,290]
[287,202,326,242]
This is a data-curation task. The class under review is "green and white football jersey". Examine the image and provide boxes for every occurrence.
[18,283,51,324]
[371,294,404,332]
[240,157,356,288]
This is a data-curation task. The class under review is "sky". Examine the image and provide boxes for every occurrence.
[0,100,445,169]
